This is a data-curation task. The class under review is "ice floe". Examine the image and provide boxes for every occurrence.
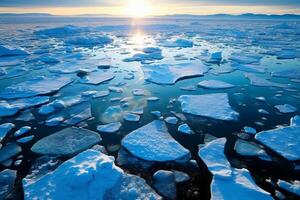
[198,80,234,89]
[66,36,113,47]
[178,93,239,121]
[164,117,178,125]
[143,63,209,85]
[79,71,115,85]
[97,122,122,133]
[255,122,300,161]
[291,115,300,126]
[0,123,15,141]
[278,180,300,196]
[123,113,140,122]
[23,149,161,200]
[0,45,28,57]
[275,104,298,114]
[0,143,22,162]
[178,123,193,134]
[0,169,16,199]
[198,138,272,200]
[122,120,191,162]
[153,170,176,199]
[0,76,72,99]
[31,127,101,156]
[245,73,287,88]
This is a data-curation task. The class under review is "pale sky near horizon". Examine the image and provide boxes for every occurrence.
[0,0,299,16]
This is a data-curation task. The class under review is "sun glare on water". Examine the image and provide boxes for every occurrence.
[124,0,152,18]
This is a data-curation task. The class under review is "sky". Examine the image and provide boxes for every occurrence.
[0,0,299,16]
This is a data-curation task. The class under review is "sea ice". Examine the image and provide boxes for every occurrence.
[123,113,140,122]
[255,124,300,161]
[132,89,145,96]
[0,101,18,117]
[178,123,193,134]
[14,126,31,137]
[0,45,28,57]
[97,122,122,133]
[198,138,272,200]
[79,71,115,85]
[0,143,22,162]
[153,170,176,199]
[31,127,101,156]
[0,169,16,199]
[173,170,190,183]
[23,149,161,200]
[0,123,15,141]
[122,120,191,162]
[0,76,73,99]
[66,36,113,47]
[178,93,239,121]
[198,80,234,89]
[243,126,257,135]
[278,180,300,196]
[234,139,269,158]
[245,73,287,88]
[161,39,193,48]
[290,115,300,126]
[17,135,35,144]
[143,62,209,85]
[164,117,178,125]
[275,104,298,113]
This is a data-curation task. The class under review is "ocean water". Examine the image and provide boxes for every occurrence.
[0,16,300,199]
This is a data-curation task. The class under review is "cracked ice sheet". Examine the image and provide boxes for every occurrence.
[178,93,239,121]
[198,138,272,200]
[0,76,73,99]
[142,62,210,85]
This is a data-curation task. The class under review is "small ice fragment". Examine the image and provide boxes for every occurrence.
[178,124,193,134]
[97,122,122,133]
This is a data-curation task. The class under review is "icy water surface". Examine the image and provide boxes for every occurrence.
[0,17,300,200]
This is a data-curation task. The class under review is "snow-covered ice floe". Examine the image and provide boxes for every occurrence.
[121,120,191,162]
[143,62,209,85]
[178,93,239,121]
[23,149,161,200]
[198,138,272,200]
[0,45,28,57]
[0,76,73,99]
[79,71,115,85]
[31,127,101,156]
[255,118,300,161]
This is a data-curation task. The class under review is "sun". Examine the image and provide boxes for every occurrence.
[124,0,152,18]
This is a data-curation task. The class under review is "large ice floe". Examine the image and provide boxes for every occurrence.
[255,117,300,161]
[121,120,191,162]
[198,138,272,200]
[23,149,161,200]
[0,76,73,99]
[31,127,101,156]
[143,62,209,85]
[178,93,239,121]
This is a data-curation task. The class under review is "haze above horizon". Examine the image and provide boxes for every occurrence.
[0,0,300,17]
